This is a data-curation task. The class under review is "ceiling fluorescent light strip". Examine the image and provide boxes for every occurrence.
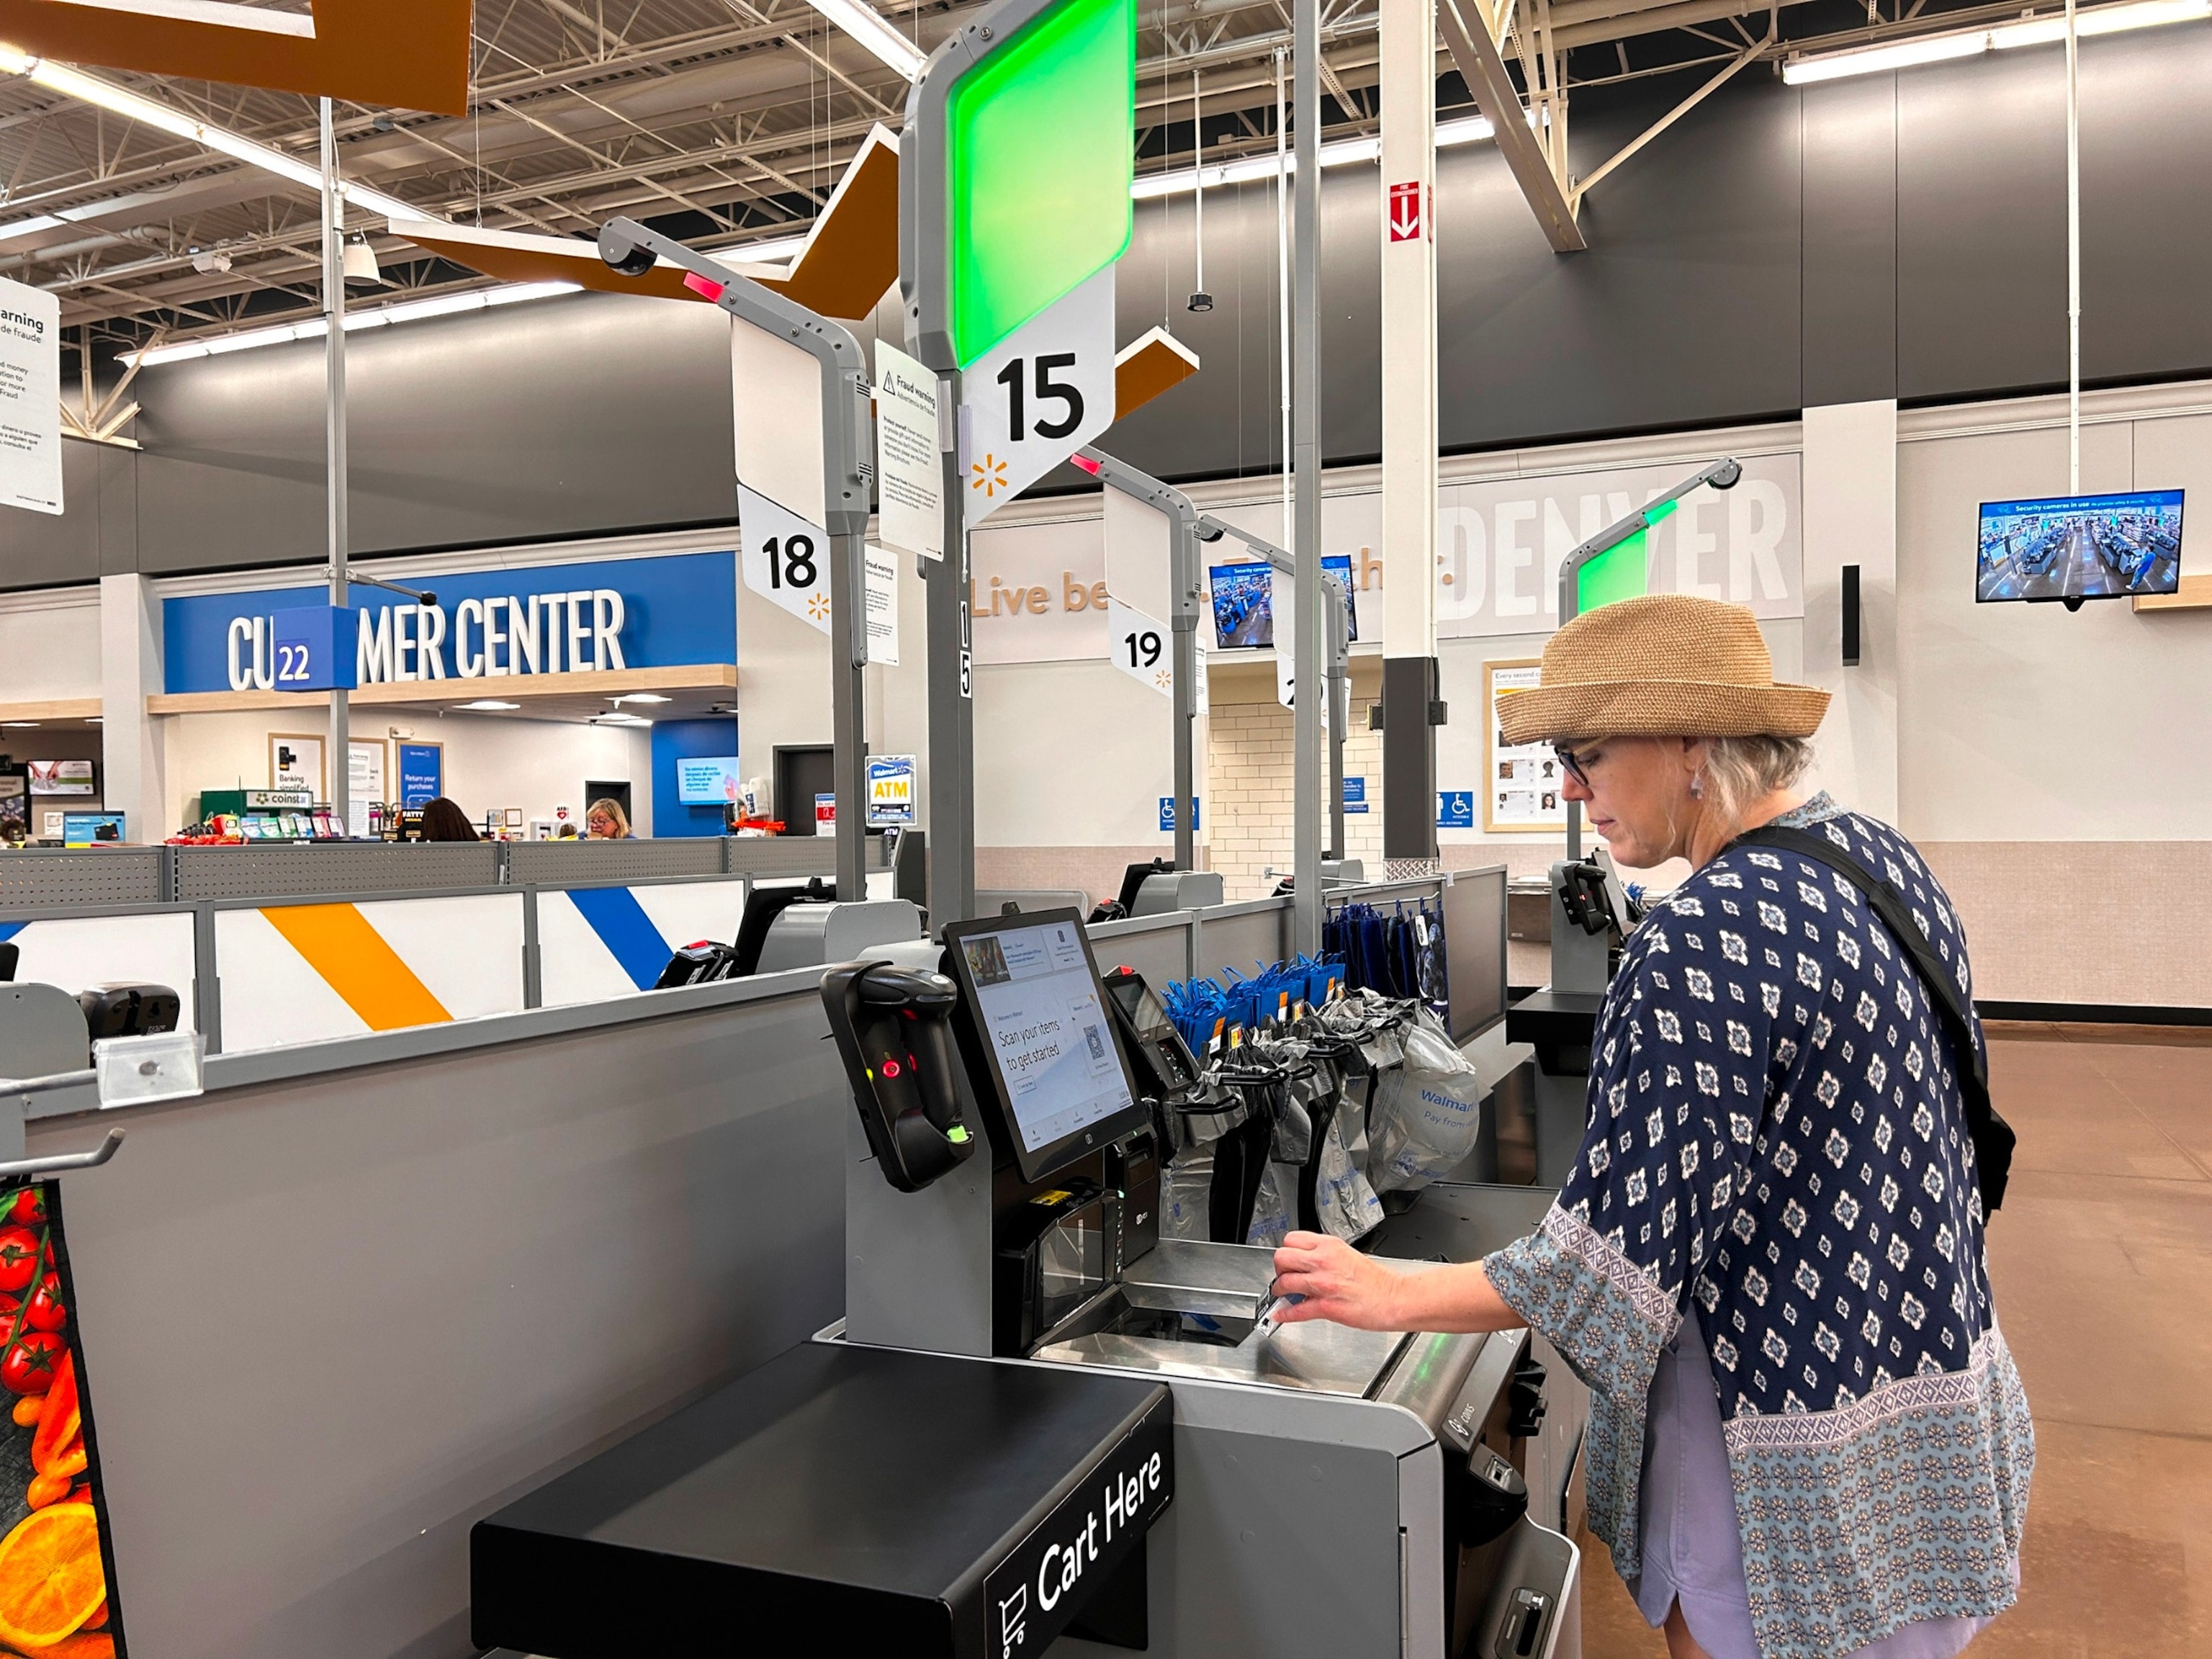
[126,280,579,365]
[800,0,926,80]
[0,47,422,225]
[1132,112,1494,199]
[1782,0,2211,81]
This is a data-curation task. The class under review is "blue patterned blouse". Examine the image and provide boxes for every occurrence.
[1485,796,2034,1659]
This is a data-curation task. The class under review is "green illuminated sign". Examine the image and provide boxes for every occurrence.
[947,0,1134,367]
[1576,500,1670,613]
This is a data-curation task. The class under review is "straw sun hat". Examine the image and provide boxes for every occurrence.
[1495,593,1830,746]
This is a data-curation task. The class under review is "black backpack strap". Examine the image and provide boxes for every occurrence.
[1730,822,2015,1214]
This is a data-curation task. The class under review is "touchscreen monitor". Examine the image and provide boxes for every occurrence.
[943,909,1148,1182]
[1977,488,2182,602]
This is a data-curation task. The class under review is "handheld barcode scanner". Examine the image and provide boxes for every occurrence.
[822,961,979,1193]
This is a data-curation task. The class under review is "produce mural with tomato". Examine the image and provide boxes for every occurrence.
[0,1181,124,1659]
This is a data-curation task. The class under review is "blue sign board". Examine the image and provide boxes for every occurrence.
[1342,776,1367,814]
[269,606,359,692]
[397,744,444,809]
[1437,790,1474,830]
[163,551,738,694]
[1158,796,1201,832]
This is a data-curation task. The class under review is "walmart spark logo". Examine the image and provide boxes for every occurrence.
[971,452,1010,498]
[807,592,831,621]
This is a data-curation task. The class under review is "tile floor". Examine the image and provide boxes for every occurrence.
[1575,1027,2212,1658]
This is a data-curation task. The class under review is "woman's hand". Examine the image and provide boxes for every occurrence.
[1269,1232,1413,1331]
[1269,1233,1529,1336]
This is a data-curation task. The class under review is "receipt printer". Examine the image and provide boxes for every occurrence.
[822,961,981,1193]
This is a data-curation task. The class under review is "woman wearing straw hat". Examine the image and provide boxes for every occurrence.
[1272,595,2032,1659]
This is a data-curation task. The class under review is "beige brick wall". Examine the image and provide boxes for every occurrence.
[1204,688,1386,902]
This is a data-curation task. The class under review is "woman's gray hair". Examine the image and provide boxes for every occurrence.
[1698,735,1815,823]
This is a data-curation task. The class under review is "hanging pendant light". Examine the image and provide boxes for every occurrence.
[343,233,383,287]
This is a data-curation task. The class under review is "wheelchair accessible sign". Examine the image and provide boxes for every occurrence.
[1437,790,1475,830]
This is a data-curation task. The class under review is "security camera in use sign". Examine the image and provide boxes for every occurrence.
[980,1398,1171,1658]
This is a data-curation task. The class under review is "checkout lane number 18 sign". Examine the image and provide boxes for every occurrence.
[741,484,832,634]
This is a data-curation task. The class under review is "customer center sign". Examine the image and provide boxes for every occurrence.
[163,552,739,694]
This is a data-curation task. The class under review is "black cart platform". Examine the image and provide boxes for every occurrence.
[472,1341,1172,1659]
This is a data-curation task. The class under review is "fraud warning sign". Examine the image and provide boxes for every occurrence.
[0,1178,126,1658]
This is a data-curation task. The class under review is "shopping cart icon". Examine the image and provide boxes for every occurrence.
[997,1583,1029,1655]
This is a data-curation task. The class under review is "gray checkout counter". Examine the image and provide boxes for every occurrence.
[472,907,1582,1659]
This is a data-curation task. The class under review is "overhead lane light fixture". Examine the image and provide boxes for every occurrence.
[0,44,423,225]
[1781,0,2211,82]
[124,279,580,364]
[799,0,927,80]
[1131,112,1495,200]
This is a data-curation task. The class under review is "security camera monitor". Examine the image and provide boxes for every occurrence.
[1208,562,1274,649]
[941,909,1148,1184]
[1977,488,2182,602]
[1321,553,1359,642]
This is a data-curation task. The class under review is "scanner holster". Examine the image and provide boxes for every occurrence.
[821,961,980,1193]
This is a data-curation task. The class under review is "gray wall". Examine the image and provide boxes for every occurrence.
[13,24,2212,590]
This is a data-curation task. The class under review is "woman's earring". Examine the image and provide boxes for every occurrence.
[1689,775,1704,799]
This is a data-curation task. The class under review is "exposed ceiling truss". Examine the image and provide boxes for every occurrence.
[12,0,2012,365]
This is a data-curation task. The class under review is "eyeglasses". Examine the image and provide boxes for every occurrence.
[1554,745,1592,788]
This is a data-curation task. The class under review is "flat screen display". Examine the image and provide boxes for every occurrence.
[61,811,125,848]
[945,911,1146,1181]
[27,760,94,796]
[1977,489,2182,602]
[675,755,745,806]
[1208,555,1358,649]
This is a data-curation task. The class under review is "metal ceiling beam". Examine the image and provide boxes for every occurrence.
[1439,0,1584,248]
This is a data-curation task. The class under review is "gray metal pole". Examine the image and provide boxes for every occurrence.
[596,217,873,891]
[320,99,351,834]
[1290,0,1323,956]
[926,403,976,927]
[1170,511,1197,871]
[831,528,869,901]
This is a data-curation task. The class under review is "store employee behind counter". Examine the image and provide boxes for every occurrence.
[1271,595,2033,1659]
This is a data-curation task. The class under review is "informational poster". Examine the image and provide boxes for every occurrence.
[24,764,92,799]
[873,340,942,562]
[351,747,391,814]
[266,734,324,800]
[866,755,917,827]
[396,742,443,809]
[1483,660,1567,832]
[814,793,835,835]
[0,276,61,516]
[1343,776,1368,814]
[864,546,899,667]
[739,483,831,636]
[0,774,24,844]
[0,1175,132,1655]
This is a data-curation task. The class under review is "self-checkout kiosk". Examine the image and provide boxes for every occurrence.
[472,906,1581,1659]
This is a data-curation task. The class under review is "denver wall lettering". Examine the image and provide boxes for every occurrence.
[969,452,1805,665]
[162,552,739,695]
